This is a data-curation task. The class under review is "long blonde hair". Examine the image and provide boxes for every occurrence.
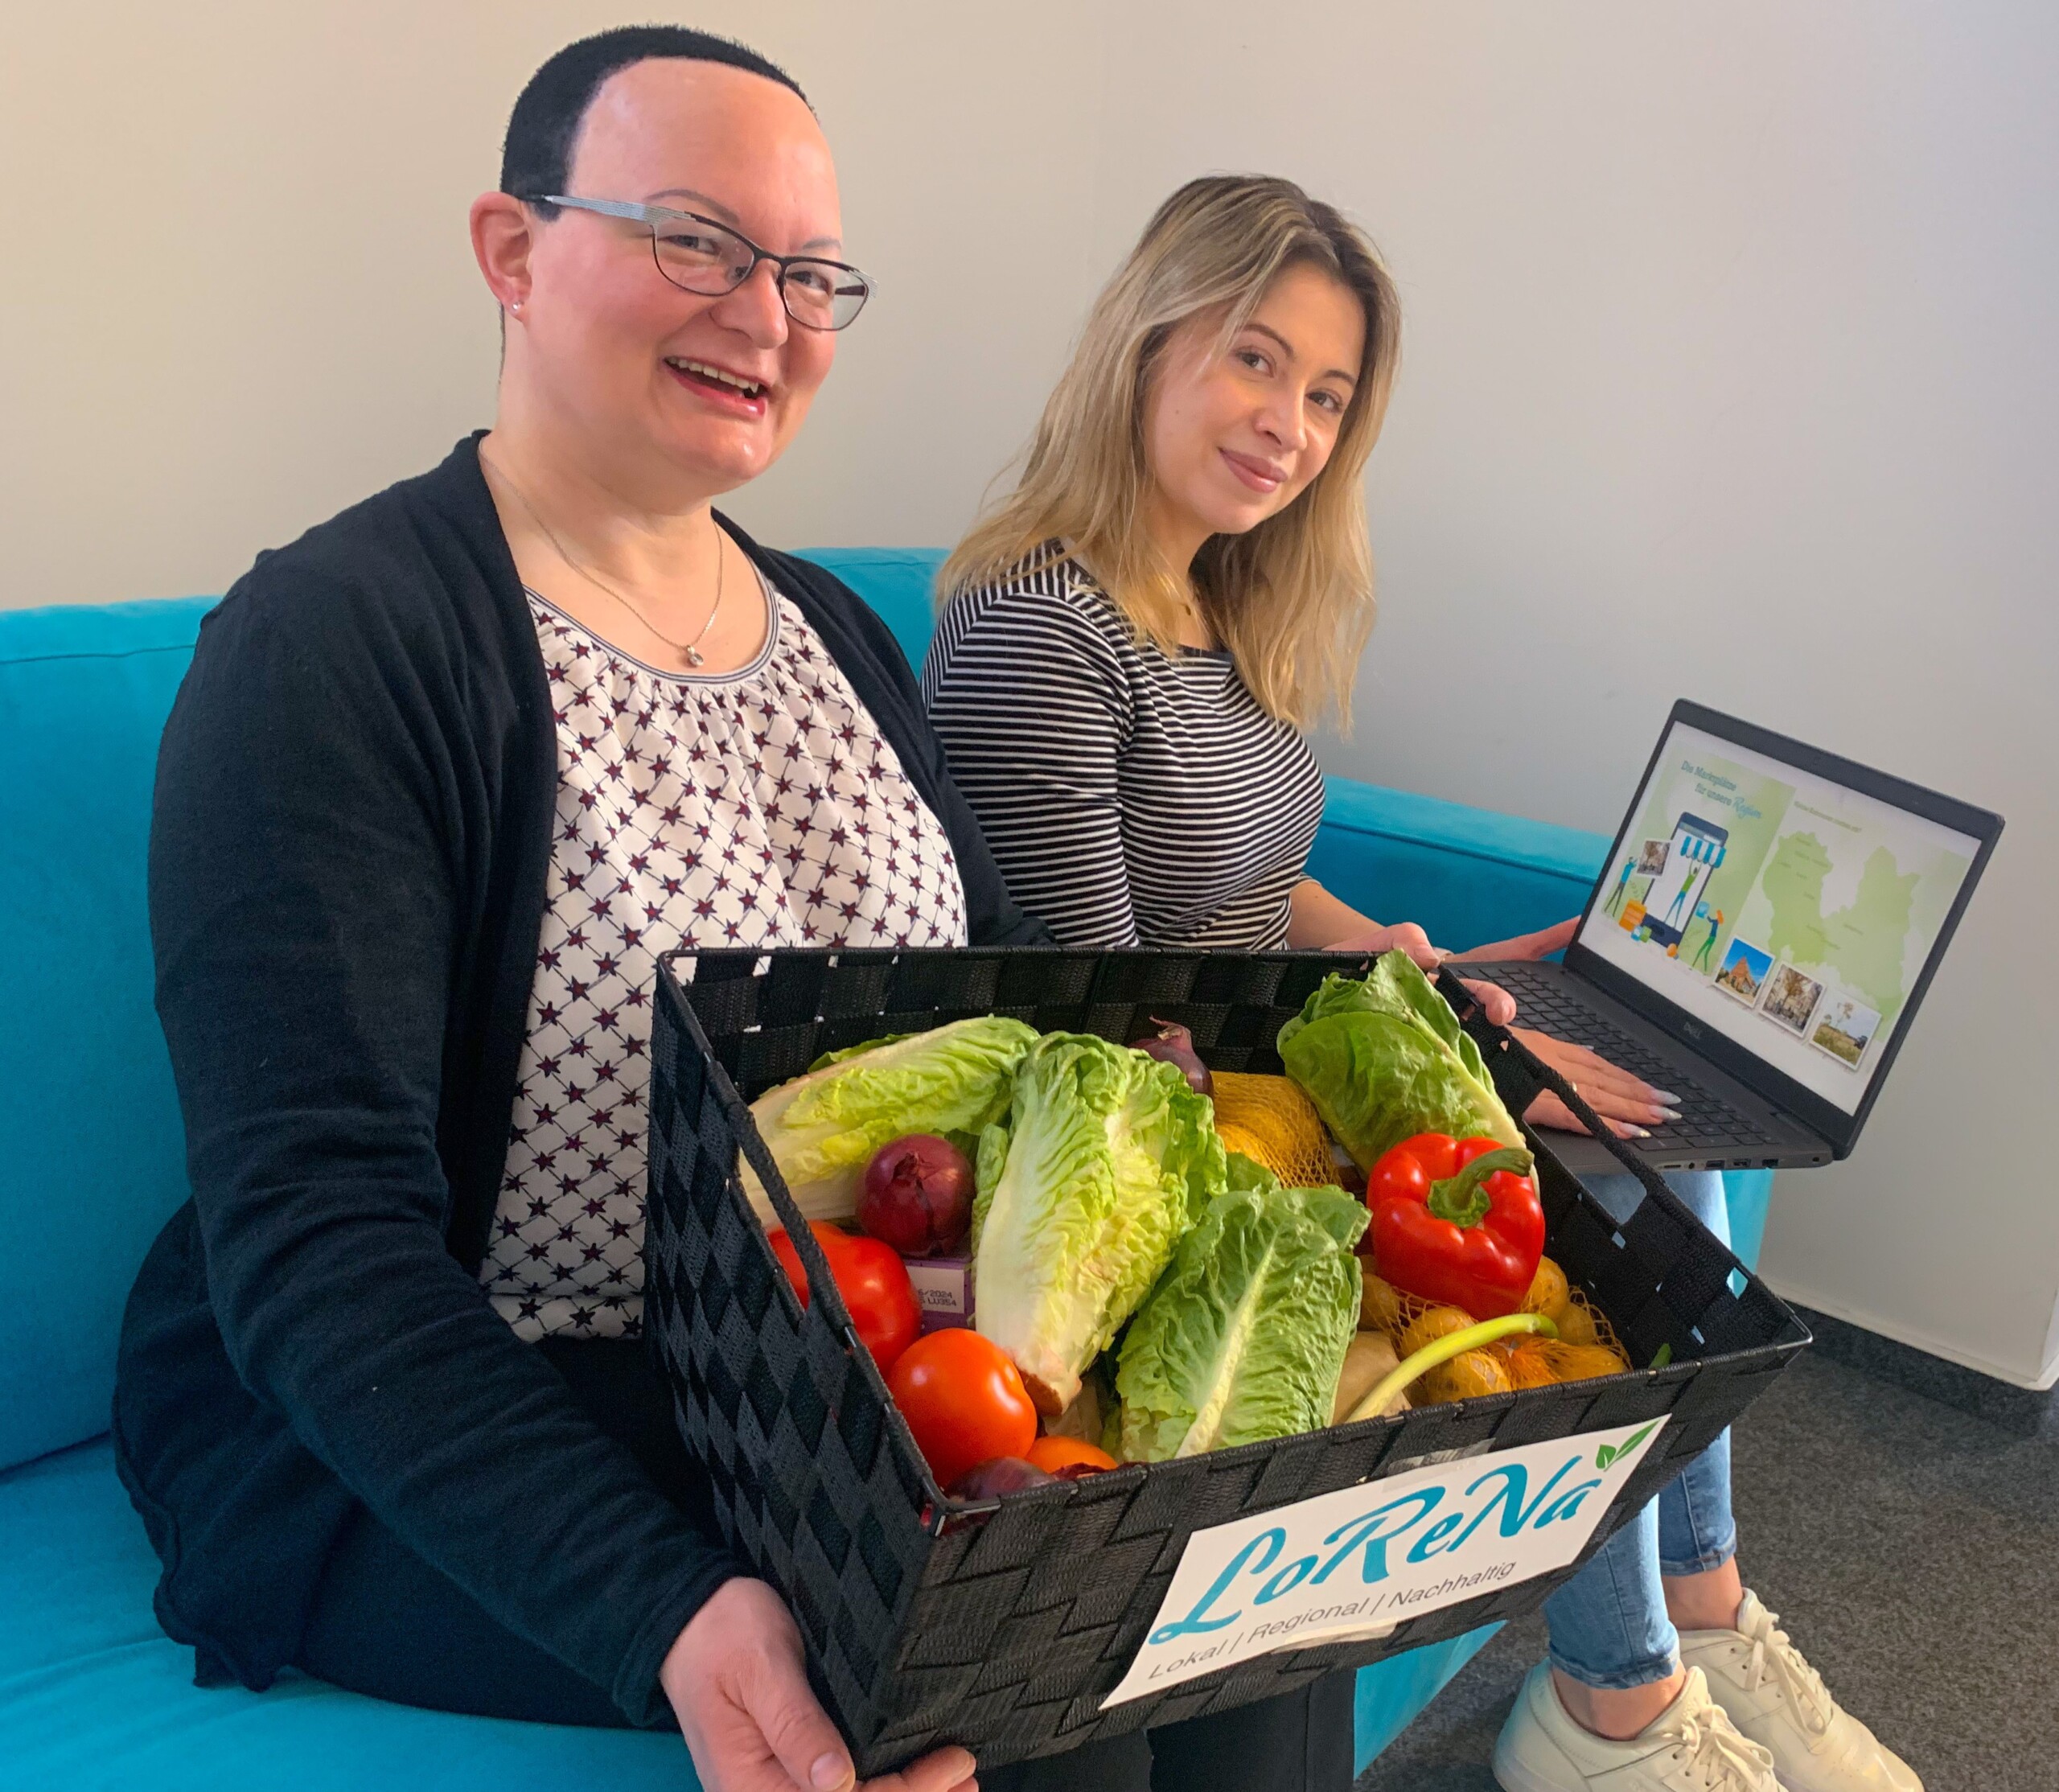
[942,175,1400,730]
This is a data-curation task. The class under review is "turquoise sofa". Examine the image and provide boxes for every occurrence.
[0,549,1771,1789]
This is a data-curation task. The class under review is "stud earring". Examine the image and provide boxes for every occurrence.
[511,299,524,314]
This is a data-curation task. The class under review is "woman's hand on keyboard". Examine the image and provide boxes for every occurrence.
[1511,1029,1682,1138]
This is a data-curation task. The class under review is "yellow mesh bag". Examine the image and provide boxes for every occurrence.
[1363,1255,1625,1369]
[1517,1256,1625,1358]
[1211,1071,1339,1189]
[1359,1272,1442,1340]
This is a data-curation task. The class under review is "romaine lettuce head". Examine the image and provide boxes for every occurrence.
[1276,951,1523,1170]
[972,1033,1223,1413]
[741,1015,1038,1227]
[1116,1172,1367,1462]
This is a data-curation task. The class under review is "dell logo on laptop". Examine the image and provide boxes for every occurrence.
[1683,1020,1704,1039]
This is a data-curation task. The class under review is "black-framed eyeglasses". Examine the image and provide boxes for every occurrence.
[531,195,873,331]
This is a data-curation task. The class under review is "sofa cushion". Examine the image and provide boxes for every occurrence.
[0,1437,700,1790]
[0,599,216,1469]
[796,545,946,671]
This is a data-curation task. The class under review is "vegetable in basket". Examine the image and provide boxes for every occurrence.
[1340,1307,1557,1424]
[741,1016,1038,1228]
[1365,1132,1544,1319]
[1114,1158,1366,1461]
[972,1033,1225,1414]
[1277,952,1523,1172]
[768,1222,920,1374]
[857,1132,976,1256]
[887,1327,1039,1488]
[1209,1071,1337,1188]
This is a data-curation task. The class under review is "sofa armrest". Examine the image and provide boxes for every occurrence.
[1308,775,1611,955]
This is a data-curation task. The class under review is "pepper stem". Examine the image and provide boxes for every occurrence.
[1424,1147,1535,1228]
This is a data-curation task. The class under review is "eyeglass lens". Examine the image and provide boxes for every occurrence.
[650,216,869,330]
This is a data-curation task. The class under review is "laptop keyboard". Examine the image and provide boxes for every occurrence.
[1468,964,1774,1150]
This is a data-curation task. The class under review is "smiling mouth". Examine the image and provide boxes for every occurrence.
[1220,450,1286,493]
[664,357,769,402]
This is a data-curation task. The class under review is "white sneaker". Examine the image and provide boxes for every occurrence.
[1493,1662,1778,1791]
[1679,1590,1922,1792]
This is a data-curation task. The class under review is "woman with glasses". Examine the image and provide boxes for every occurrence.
[116,29,1018,1792]
[925,178,1921,1792]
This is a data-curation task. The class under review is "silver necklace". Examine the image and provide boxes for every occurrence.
[489,455,725,667]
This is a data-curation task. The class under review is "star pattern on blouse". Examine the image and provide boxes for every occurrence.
[480,593,968,1342]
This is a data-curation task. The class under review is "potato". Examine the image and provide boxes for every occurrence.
[1504,1337,1630,1389]
[1551,1342,1632,1382]
[1399,1305,1475,1360]
[1554,1298,1601,1349]
[1521,1257,1570,1321]
[1417,1348,1513,1405]
[1359,1272,1408,1336]
[1332,1332,1406,1423]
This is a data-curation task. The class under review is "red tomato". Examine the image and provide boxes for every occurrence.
[766,1222,920,1376]
[1025,1435,1118,1476]
[886,1330,1038,1489]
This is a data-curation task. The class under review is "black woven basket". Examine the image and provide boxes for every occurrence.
[643,948,1808,1774]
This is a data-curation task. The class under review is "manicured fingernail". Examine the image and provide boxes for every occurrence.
[1651,1091,1681,1103]
[811,1753,851,1790]
[1620,1124,1652,1139]
[1658,1108,1682,1122]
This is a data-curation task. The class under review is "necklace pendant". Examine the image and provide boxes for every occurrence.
[684,645,705,668]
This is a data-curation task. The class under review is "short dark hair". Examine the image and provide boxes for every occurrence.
[499,27,808,216]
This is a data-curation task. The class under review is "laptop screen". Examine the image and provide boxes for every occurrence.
[1573,717,1985,1116]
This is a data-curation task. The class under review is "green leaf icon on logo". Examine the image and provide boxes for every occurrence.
[1596,1424,1657,1472]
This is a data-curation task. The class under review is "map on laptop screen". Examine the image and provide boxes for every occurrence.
[1576,720,1981,1113]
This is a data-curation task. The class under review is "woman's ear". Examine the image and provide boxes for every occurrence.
[471,191,536,319]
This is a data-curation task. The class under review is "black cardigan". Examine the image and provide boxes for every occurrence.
[113,436,1046,1726]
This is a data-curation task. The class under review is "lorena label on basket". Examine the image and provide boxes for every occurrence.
[1101,1417,1668,1708]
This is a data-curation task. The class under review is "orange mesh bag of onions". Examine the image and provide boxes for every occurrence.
[1211,1071,1340,1189]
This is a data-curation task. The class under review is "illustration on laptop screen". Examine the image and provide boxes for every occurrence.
[1576,720,1983,1114]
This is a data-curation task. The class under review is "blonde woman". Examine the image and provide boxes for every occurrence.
[927,177,1919,1792]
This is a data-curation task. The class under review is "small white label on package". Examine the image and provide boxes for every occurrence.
[1101,1416,1667,1708]
[905,1256,973,1331]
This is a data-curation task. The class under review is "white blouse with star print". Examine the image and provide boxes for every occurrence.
[479,572,969,1342]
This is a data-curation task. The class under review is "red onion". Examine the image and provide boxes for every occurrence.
[946,1457,1058,1500]
[1132,1017,1213,1096]
[857,1133,975,1257]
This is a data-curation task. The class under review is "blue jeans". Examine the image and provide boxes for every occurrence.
[1541,1171,1739,1689]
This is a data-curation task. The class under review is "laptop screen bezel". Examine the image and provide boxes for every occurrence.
[1563,699,2004,1159]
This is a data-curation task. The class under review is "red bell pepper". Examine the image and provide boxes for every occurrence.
[1366,1132,1544,1320]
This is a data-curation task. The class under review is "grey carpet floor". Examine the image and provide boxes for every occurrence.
[1356,1350,2059,1791]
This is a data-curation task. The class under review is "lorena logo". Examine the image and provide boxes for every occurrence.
[1103,1419,1668,1707]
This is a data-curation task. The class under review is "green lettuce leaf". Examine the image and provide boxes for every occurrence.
[972,1033,1224,1412]
[1116,1169,1367,1461]
[741,1016,1038,1227]
[1276,951,1523,1170]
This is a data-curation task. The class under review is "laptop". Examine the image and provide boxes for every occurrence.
[1460,700,2003,1175]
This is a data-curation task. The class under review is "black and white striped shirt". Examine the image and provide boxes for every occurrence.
[923,549,1325,949]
